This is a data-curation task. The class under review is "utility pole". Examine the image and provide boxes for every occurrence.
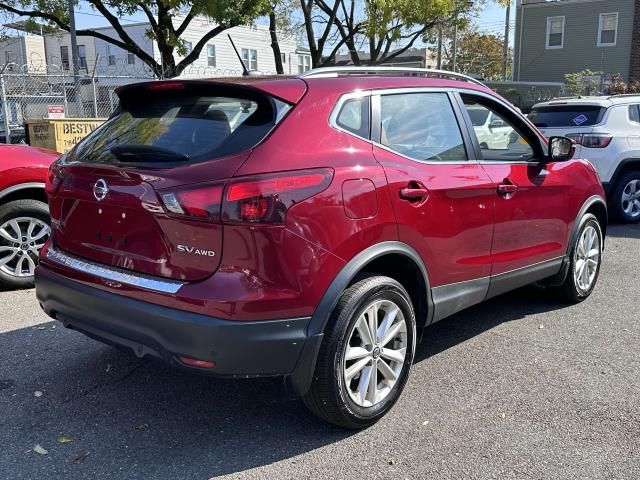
[437,25,443,70]
[452,20,458,72]
[67,0,82,116]
[502,0,511,81]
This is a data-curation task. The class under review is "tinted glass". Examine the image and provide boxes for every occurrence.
[629,105,640,124]
[379,93,467,162]
[70,92,281,166]
[467,107,490,126]
[462,97,534,162]
[528,106,604,127]
[336,97,370,139]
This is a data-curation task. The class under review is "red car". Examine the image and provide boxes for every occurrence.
[35,68,607,428]
[0,145,58,288]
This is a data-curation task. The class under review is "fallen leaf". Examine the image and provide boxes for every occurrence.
[134,423,149,431]
[71,451,90,464]
[538,324,545,329]
[34,391,43,398]
[105,364,113,373]
[58,435,74,444]
[33,444,48,455]
[422,420,429,426]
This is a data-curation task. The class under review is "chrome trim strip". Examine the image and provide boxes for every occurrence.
[46,246,184,294]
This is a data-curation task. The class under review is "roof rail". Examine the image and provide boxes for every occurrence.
[607,93,640,99]
[299,66,488,87]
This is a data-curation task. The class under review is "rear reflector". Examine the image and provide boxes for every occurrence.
[222,168,333,224]
[179,356,216,369]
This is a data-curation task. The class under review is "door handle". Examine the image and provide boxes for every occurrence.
[497,180,518,197]
[399,186,429,202]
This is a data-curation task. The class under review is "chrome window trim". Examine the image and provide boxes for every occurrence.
[46,246,185,294]
[328,86,547,166]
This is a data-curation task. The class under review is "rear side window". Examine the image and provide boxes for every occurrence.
[528,105,605,127]
[379,92,467,162]
[70,87,286,167]
[335,96,370,139]
[629,105,640,124]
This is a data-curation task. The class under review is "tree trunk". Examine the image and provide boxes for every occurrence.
[269,12,284,74]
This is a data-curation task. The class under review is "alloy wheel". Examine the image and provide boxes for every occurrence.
[621,179,640,219]
[574,224,600,292]
[0,217,50,278]
[342,299,408,408]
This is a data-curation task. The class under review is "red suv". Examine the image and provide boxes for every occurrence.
[35,68,607,428]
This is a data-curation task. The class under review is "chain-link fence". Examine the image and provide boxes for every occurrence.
[0,63,155,143]
[0,62,275,144]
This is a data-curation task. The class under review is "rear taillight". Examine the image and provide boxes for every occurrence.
[567,133,613,148]
[147,81,185,91]
[222,168,333,224]
[45,160,64,195]
[160,182,224,221]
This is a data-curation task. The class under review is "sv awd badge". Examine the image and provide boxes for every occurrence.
[177,244,216,257]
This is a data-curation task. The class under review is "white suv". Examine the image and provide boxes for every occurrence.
[530,95,640,223]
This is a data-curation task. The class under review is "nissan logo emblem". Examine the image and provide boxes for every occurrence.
[93,179,109,201]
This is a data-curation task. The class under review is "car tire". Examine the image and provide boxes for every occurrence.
[0,199,50,290]
[611,171,640,223]
[554,213,603,303]
[303,275,416,429]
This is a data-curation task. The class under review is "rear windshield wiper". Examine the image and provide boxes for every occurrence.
[110,144,189,163]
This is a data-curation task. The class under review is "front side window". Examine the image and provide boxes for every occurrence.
[298,55,311,73]
[60,46,69,70]
[207,44,216,67]
[598,13,618,46]
[462,96,535,162]
[546,16,565,49]
[107,45,116,66]
[379,92,467,162]
[241,48,258,71]
[77,45,87,69]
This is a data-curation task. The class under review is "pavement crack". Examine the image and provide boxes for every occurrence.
[59,360,148,406]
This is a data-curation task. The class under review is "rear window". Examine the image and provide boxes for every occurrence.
[528,105,605,128]
[69,86,288,167]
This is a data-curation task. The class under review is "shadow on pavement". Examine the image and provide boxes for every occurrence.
[0,286,570,479]
[605,223,640,239]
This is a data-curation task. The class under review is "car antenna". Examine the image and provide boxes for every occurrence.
[228,34,249,76]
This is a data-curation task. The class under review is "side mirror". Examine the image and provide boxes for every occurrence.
[548,136,575,162]
[489,120,506,130]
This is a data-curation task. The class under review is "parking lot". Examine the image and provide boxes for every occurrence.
[0,224,638,480]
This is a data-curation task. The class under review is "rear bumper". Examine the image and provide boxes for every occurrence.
[35,265,311,377]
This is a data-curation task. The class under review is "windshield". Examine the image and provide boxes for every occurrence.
[69,89,284,167]
[528,105,605,128]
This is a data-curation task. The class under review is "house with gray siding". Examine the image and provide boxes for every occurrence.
[514,0,640,83]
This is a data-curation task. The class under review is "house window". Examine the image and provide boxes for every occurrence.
[546,16,565,49]
[127,52,135,65]
[60,45,70,70]
[281,53,286,64]
[598,13,618,46]
[4,51,15,64]
[77,45,87,70]
[298,54,311,73]
[241,48,258,70]
[107,45,116,66]
[184,41,192,56]
[207,44,216,67]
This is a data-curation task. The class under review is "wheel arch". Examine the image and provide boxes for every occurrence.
[290,241,433,395]
[0,183,47,205]
[607,158,640,192]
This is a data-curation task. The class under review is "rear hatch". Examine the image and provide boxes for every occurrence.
[47,80,298,281]
[528,103,607,156]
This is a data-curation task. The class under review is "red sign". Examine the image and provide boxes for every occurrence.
[47,104,65,119]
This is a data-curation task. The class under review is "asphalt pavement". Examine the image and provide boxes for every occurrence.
[0,224,638,479]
